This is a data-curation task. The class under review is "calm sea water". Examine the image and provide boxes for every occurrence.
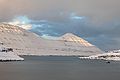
[0,56,120,80]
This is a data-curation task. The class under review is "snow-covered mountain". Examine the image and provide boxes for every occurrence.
[0,23,103,56]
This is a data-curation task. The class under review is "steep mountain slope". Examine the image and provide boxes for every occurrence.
[0,23,103,56]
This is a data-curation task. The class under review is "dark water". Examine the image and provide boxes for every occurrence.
[0,56,120,80]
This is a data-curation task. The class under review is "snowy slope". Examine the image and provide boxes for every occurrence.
[0,23,103,56]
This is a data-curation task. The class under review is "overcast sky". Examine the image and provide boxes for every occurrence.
[0,0,120,50]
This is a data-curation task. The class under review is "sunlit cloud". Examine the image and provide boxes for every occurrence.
[8,16,32,30]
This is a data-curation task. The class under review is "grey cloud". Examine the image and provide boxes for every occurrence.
[0,0,120,22]
[0,0,120,50]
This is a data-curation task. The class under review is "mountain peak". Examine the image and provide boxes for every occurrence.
[62,33,77,37]
[60,33,94,47]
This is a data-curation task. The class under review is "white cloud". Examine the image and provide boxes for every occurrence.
[19,24,32,30]
[8,16,32,30]
[70,13,85,20]
[41,34,58,40]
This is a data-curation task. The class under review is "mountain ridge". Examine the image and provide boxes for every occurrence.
[0,23,103,56]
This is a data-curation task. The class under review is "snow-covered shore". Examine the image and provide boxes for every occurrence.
[79,53,120,61]
[0,52,24,61]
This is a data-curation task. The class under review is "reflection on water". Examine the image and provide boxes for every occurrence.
[0,56,120,80]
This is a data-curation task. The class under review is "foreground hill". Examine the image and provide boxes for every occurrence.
[0,23,103,56]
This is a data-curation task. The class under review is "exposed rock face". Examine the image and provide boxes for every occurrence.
[0,23,103,56]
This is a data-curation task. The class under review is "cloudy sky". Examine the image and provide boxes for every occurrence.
[0,0,120,50]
